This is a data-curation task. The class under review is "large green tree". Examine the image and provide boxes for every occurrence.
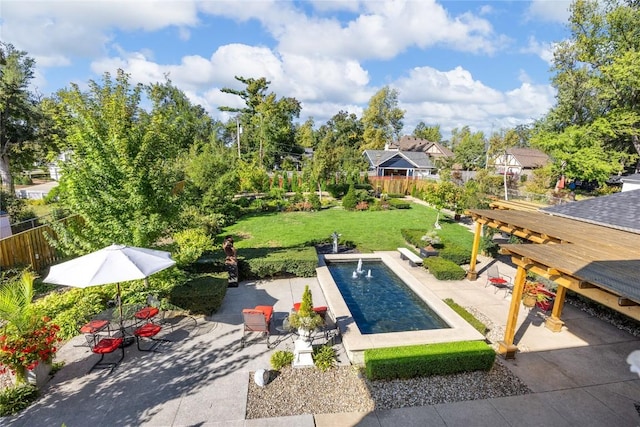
[413,122,442,142]
[451,126,486,170]
[361,86,404,150]
[48,70,209,253]
[0,43,47,192]
[219,76,301,169]
[533,0,640,179]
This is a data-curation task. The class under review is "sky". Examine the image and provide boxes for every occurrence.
[1,0,574,139]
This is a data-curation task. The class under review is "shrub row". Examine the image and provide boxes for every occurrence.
[423,257,467,280]
[438,244,471,265]
[243,247,318,278]
[364,341,495,380]
[388,199,411,209]
[400,228,429,248]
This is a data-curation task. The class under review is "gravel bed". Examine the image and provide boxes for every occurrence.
[246,360,530,419]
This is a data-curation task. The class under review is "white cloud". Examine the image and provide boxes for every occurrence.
[522,36,557,65]
[394,65,555,137]
[1,0,200,67]
[526,0,572,24]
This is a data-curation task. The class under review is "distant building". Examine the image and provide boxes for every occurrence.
[491,147,550,178]
[363,150,435,178]
[387,136,454,161]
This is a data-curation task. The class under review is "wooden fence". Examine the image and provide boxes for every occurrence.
[368,176,436,196]
[0,217,75,272]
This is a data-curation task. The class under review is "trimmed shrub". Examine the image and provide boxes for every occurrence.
[364,341,495,380]
[401,229,429,248]
[423,257,466,280]
[388,199,411,209]
[341,185,357,210]
[438,244,471,265]
[168,273,228,315]
[244,247,318,278]
[173,228,213,267]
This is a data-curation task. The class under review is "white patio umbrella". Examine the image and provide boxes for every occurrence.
[43,244,176,336]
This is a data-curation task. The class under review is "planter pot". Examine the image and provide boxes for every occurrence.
[12,361,52,389]
[419,246,439,258]
[522,294,536,308]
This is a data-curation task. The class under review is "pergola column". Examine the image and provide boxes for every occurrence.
[545,285,566,332]
[466,221,482,280]
[498,265,526,359]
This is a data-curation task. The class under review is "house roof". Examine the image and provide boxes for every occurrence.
[423,141,454,157]
[388,135,432,151]
[542,189,640,234]
[363,150,434,169]
[506,147,549,168]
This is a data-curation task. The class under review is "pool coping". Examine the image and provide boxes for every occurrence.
[318,252,485,364]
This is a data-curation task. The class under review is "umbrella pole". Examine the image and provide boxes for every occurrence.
[117,283,134,347]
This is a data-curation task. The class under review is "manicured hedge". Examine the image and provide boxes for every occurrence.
[364,341,495,380]
[444,298,489,335]
[423,256,466,280]
[400,228,429,247]
[244,246,318,278]
[388,199,411,209]
[438,244,471,265]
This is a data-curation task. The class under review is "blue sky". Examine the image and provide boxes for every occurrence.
[1,0,573,138]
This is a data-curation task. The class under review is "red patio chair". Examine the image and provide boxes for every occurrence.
[89,335,124,374]
[134,322,170,352]
[241,305,273,348]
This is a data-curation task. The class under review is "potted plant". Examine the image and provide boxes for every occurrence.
[0,271,61,386]
[420,230,441,258]
[522,281,551,309]
[288,285,323,341]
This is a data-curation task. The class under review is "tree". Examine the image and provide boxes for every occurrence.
[219,76,301,169]
[361,86,404,150]
[0,43,46,192]
[536,0,640,176]
[450,126,486,170]
[48,70,207,253]
[310,111,365,197]
[413,122,442,142]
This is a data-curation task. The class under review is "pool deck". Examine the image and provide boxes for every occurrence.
[4,251,640,426]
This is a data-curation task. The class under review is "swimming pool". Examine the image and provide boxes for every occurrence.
[317,252,485,364]
[327,260,449,334]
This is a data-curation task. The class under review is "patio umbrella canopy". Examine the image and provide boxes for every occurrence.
[44,244,176,337]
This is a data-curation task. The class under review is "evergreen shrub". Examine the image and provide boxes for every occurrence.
[423,257,466,280]
[364,341,495,380]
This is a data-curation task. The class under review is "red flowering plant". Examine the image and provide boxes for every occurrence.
[0,270,61,384]
[0,317,61,383]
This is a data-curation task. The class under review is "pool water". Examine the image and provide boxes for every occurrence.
[327,260,450,334]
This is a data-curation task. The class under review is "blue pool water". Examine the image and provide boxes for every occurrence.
[327,260,450,334]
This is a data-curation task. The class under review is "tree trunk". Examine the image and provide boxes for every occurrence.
[632,135,640,173]
[0,153,13,193]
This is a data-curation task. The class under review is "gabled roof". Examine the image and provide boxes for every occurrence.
[424,141,454,157]
[542,189,640,234]
[363,150,434,169]
[388,135,432,151]
[506,147,549,168]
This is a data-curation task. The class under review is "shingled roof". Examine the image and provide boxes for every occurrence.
[507,147,549,168]
[542,189,640,234]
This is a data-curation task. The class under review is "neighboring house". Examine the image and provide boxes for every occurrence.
[621,173,640,192]
[491,147,549,178]
[387,136,454,161]
[363,150,435,178]
[49,151,72,181]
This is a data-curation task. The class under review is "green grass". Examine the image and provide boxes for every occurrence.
[223,204,473,253]
[443,298,489,335]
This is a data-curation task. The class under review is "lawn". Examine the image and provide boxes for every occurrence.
[223,204,474,252]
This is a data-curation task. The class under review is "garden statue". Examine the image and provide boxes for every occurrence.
[223,236,238,287]
[331,231,341,254]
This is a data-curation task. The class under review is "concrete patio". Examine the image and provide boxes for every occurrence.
[3,252,640,426]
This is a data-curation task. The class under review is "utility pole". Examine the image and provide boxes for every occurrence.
[236,116,242,159]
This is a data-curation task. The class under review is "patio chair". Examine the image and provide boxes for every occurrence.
[133,295,174,332]
[133,322,171,352]
[485,265,513,296]
[78,319,112,349]
[241,305,273,348]
[88,335,124,374]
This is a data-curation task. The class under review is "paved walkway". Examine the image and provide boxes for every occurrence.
[3,252,639,426]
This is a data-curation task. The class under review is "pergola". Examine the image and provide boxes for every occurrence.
[465,202,640,358]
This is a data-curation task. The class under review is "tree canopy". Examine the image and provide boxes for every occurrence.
[533,0,640,180]
[48,70,209,253]
[361,86,404,150]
